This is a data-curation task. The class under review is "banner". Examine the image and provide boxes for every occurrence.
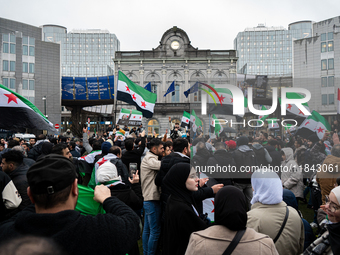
[117,108,143,126]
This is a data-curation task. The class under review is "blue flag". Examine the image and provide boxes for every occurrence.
[164,81,175,97]
[144,82,151,92]
[184,82,199,98]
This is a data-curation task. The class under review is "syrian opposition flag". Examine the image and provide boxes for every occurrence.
[117,71,157,118]
[279,92,310,125]
[210,114,223,136]
[0,84,55,132]
[267,118,279,129]
[208,85,247,117]
[284,124,296,133]
[117,108,142,126]
[79,150,102,164]
[181,111,190,128]
[88,153,118,189]
[258,105,269,123]
[296,110,331,140]
[190,110,202,133]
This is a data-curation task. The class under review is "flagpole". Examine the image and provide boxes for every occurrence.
[209,114,211,138]
[114,71,119,127]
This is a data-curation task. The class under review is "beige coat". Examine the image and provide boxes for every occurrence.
[247,201,304,255]
[185,225,278,255]
[140,151,161,201]
[317,155,340,204]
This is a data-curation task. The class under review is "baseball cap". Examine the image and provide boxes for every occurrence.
[27,154,77,195]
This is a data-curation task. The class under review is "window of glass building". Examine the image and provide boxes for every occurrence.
[23,62,28,73]
[10,78,15,89]
[329,94,334,104]
[321,33,327,41]
[321,77,327,87]
[328,76,334,87]
[3,60,8,71]
[29,37,35,46]
[321,42,327,52]
[321,59,327,70]
[23,45,28,55]
[322,94,327,105]
[328,41,334,52]
[3,42,9,53]
[29,63,34,73]
[29,80,34,90]
[10,34,15,43]
[10,61,15,72]
[2,78,8,87]
[171,84,180,103]
[22,36,28,44]
[22,79,28,90]
[2,33,9,42]
[328,32,333,40]
[10,43,15,54]
[328,59,334,70]
[29,46,35,56]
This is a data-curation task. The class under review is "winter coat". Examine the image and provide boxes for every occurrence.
[233,145,258,184]
[294,145,306,164]
[121,137,146,177]
[0,196,140,255]
[27,140,49,161]
[281,148,304,199]
[265,145,282,168]
[191,148,211,169]
[317,155,340,204]
[109,183,143,211]
[247,201,304,255]
[163,195,208,255]
[140,151,161,201]
[252,143,272,166]
[185,225,278,255]
[206,149,236,185]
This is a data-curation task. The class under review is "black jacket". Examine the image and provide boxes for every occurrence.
[8,164,31,212]
[121,137,146,174]
[265,145,282,168]
[191,148,211,169]
[163,195,208,255]
[0,196,140,255]
[27,142,47,161]
[109,183,143,212]
[206,149,235,186]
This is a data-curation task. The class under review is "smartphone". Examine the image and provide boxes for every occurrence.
[129,163,137,178]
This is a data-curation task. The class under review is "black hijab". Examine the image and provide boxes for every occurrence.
[214,186,247,231]
[163,163,194,205]
[328,222,340,255]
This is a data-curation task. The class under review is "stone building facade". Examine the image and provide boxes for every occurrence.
[114,26,237,136]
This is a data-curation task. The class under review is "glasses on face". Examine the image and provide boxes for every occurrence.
[325,195,340,213]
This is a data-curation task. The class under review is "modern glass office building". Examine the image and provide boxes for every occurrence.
[234,21,312,76]
[42,25,120,77]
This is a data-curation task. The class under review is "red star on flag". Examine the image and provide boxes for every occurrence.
[287,104,292,110]
[211,200,215,213]
[133,116,136,118]
[139,116,141,119]
[4,93,18,104]
[132,94,136,100]
[80,156,87,160]
[186,119,189,123]
[317,127,324,133]
[231,98,233,103]
[97,157,108,167]
[212,121,214,125]
[125,86,130,93]
[305,121,310,126]
[298,110,305,116]
[220,94,225,102]
[141,101,147,108]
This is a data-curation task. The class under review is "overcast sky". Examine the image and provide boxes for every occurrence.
[1,0,340,51]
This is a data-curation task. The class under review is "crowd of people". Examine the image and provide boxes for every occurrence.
[0,119,340,255]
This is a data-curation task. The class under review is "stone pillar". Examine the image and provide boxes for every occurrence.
[162,68,167,103]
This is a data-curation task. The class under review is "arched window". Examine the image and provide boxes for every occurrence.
[145,72,160,97]
[148,119,160,137]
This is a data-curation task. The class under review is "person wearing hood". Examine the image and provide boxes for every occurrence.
[304,186,340,255]
[281,147,304,200]
[247,170,304,255]
[252,139,272,167]
[185,186,278,255]
[294,138,306,163]
[162,163,208,255]
[317,143,340,205]
[96,160,143,255]
[233,136,258,209]
[36,142,54,161]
